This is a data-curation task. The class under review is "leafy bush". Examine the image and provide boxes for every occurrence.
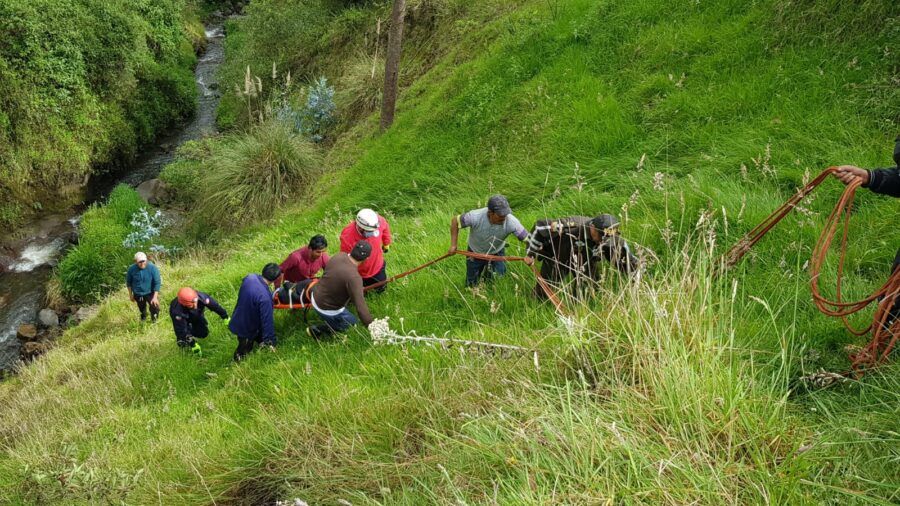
[57,185,145,302]
[123,208,173,251]
[197,120,321,223]
[291,77,337,143]
[159,140,214,205]
[215,0,332,129]
[0,0,202,228]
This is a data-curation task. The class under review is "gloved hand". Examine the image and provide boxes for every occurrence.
[382,244,391,254]
[524,233,543,255]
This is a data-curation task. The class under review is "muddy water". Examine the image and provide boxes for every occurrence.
[0,23,226,371]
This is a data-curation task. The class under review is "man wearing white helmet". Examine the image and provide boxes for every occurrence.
[339,208,393,293]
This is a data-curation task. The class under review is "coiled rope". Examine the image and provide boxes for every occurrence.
[725,167,900,375]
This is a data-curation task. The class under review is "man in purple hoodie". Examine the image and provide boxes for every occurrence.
[229,263,281,361]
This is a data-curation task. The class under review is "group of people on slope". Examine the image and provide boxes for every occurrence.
[126,195,641,361]
[125,136,898,362]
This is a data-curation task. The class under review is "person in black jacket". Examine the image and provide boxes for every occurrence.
[833,136,900,324]
[525,213,639,299]
[170,287,229,355]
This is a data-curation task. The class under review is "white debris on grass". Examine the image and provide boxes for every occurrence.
[369,317,538,366]
[799,369,848,389]
[275,499,308,506]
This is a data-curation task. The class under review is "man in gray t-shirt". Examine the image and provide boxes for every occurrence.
[449,194,530,286]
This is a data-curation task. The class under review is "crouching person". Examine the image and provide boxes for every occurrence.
[170,287,229,355]
[229,263,281,361]
[526,214,639,299]
[306,240,375,339]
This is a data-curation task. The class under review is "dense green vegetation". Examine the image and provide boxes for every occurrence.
[0,0,218,228]
[56,185,146,302]
[2,0,898,503]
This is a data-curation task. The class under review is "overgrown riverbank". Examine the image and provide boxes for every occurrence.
[0,0,242,229]
[1,0,897,503]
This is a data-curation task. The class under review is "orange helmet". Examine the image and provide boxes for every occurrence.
[178,287,198,307]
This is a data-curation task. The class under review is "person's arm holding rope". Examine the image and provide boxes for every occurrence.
[833,136,900,197]
[449,215,460,254]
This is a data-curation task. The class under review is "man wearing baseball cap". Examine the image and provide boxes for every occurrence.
[169,287,229,355]
[339,208,392,293]
[449,194,530,286]
[525,213,639,299]
[305,240,375,339]
[125,251,162,323]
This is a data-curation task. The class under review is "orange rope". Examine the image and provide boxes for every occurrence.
[277,251,567,314]
[726,167,900,376]
[364,250,567,315]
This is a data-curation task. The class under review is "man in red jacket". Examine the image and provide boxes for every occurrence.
[340,208,392,293]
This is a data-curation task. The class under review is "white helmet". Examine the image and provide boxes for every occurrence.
[356,208,379,232]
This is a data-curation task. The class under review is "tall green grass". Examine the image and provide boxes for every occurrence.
[57,185,146,302]
[198,120,322,223]
[1,0,898,503]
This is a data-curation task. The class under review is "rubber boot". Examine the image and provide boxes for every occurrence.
[306,324,334,340]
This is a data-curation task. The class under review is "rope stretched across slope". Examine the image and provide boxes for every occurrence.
[275,249,568,315]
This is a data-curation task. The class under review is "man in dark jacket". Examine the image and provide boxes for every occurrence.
[229,263,281,361]
[305,240,375,339]
[525,213,639,299]
[833,136,900,323]
[170,287,229,355]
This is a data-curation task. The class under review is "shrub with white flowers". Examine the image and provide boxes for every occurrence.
[122,207,178,254]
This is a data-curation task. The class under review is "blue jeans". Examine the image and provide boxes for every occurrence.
[316,307,359,333]
[465,248,506,287]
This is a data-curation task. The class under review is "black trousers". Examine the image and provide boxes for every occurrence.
[135,294,160,320]
[176,316,209,347]
[233,333,263,362]
[362,261,388,294]
[533,236,594,299]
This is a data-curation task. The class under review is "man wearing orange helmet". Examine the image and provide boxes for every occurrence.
[169,287,229,355]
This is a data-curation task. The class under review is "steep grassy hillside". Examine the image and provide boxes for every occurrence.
[1,0,898,504]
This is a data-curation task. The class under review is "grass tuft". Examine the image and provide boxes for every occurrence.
[198,120,323,224]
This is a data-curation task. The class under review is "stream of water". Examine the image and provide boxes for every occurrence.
[0,22,226,371]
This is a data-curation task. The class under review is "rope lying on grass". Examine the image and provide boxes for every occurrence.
[725,167,900,376]
[368,317,540,369]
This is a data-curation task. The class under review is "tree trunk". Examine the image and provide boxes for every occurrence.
[380,0,406,132]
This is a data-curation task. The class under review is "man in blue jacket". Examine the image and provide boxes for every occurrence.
[126,251,162,323]
[229,263,281,361]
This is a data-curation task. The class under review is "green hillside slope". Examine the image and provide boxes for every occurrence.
[1,0,897,504]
